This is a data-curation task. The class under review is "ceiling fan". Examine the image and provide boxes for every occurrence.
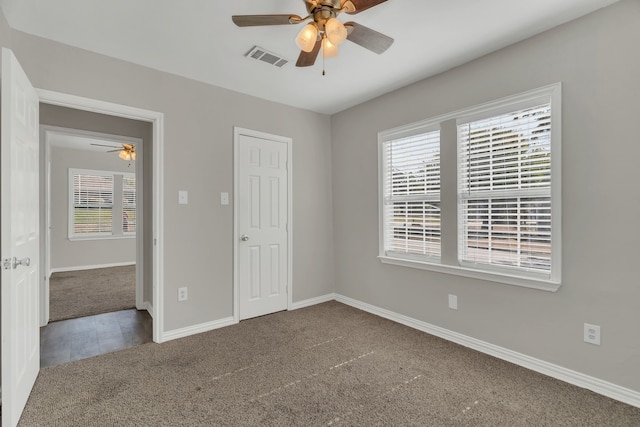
[91,143,136,161]
[232,0,393,69]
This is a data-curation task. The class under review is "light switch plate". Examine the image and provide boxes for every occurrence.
[221,192,229,205]
[178,190,188,205]
[448,294,458,310]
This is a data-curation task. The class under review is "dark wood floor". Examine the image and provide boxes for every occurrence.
[40,309,153,368]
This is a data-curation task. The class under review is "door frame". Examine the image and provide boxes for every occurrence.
[233,127,292,322]
[41,125,144,324]
[37,89,165,343]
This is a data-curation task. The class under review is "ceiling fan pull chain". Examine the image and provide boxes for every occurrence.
[322,44,326,76]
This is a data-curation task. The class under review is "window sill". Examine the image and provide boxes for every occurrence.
[69,234,136,242]
[378,255,560,292]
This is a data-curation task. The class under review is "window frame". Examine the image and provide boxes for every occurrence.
[378,83,562,291]
[68,168,136,241]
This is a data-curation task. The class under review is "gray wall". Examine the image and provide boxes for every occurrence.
[11,28,335,332]
[48,144,136,270]
[0,5,10,48]
[331,0,640,393]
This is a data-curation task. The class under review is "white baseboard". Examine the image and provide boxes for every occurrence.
[334,294,640,409]
[159,316,236,343]
[50,261,136,275]
[138,301,152,316]
[158,294,335,343]
[290,293,336,311]
[158,294,337,343]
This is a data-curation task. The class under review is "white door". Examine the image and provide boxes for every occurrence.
[236,130,290,320]
[1,48,40,427]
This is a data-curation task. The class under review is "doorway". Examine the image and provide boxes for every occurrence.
[42,124,144,316]
[36,90,165,343]
[38,113,150,365]
[233,127,292,321]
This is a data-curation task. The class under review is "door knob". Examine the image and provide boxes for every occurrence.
[241,234,249,242]
[12,257,30,269]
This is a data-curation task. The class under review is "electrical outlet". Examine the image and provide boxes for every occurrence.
[178,287,188,302]
[448,294,458,310]
[584,323,601,345]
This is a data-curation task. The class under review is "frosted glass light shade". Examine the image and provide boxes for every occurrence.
[325,18,347,45]
[296,23,318,52]
[119,150,136,161]
[322,37,338,58]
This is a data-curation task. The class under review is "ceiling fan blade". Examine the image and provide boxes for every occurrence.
[345,22,393,54]
[232,14,302,27]
[295,39,322,67]
[90,143,121,149]
[344,0,387,14]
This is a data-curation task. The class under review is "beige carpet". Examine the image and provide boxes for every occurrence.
[49,265,136,322]
[17,301,640,426]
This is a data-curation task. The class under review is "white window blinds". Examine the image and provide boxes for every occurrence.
[73,173,114,235]
[382,130,441,259]
[122,175,136,233]
[458,103,552,275]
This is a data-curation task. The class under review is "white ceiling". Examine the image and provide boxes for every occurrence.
[0,0,620,115]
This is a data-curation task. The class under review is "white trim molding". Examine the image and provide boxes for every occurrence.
[334,294,640,409]
[160,316,236,343]
[290,293,336,311]
[139,301,153,315]
[49,261,136,275]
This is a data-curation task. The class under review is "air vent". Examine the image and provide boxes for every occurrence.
[246,46,289,68]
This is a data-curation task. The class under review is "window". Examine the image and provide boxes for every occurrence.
[71,171,113,236]
[380,128,440,260]
[378,84,561,290]
[122,175,136,233]
[69,169,136,239]
[458,104,551,277]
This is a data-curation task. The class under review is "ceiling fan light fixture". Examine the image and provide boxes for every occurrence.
[118,147,135,161]
[119,150,131,161]
[322,37,339,58]
[325,17,347,45]
[296,23,319,52]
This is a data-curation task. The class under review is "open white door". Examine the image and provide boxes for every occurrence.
[235,129,291,320]
[1,48,40,427]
